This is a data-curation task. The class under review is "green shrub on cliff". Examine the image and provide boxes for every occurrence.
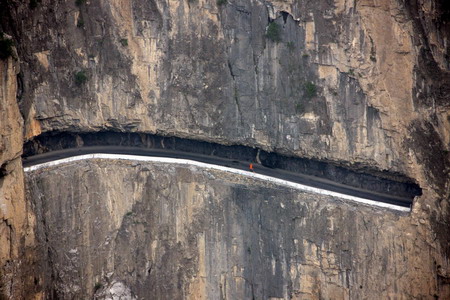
[74,70,88,86]
[0,33,14,60]
[304,81,317,98]
[120,38,128,47]
[296,102,305,114]
[94,282,103,292]
[217,0,227,5]
[266,22,281,43]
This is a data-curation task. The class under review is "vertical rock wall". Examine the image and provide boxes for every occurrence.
[1,0,447,220]
[2,0,444,172]
[0,0,448,298]
[0,52,40,298]
[25,160,449,299]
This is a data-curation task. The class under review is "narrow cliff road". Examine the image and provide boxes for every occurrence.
[23,146,414,212]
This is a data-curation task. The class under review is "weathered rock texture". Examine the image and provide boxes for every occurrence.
[0,52,39,298]
[1,0,447,200]
[26,159,448,299]
[1,0,446,173]
[0,0,448,298]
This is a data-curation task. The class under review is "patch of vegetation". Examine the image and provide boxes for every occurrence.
[75,0,86,7]
[217,0,227,6]
[119,38,128,47]
[74,70,88,86]
[286,41,295,52]
[266,22,281,43]
[0,33,14,60]
[29,0,41,9]
[348,68,354,76]
[302,52,309,58]
[125,211,133,216]
[296,102,305,114]
[94,282,103,292]
[304,81,317,99]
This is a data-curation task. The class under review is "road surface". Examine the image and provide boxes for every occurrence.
[23,146,413,212]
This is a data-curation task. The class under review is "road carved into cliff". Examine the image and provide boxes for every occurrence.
[24,147,413,212]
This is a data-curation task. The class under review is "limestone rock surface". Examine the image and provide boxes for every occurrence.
[2,0,446,175]
[25,159,449,299]
[2,0,448,213]
[0,0,448,298]
[0,53,39,298]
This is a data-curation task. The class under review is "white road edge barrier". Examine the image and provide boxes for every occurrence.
[24,153,411,212]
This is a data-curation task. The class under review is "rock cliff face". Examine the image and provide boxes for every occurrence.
[2,0,444,169]
[2,0,447,195]
[0,51,39,298]
[24,159,446,299]
[0,0,449,298]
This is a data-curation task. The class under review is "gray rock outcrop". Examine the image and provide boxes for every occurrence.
[0,0,448,298]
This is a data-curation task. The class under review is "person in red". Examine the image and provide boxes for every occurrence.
[249,163,254,172]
